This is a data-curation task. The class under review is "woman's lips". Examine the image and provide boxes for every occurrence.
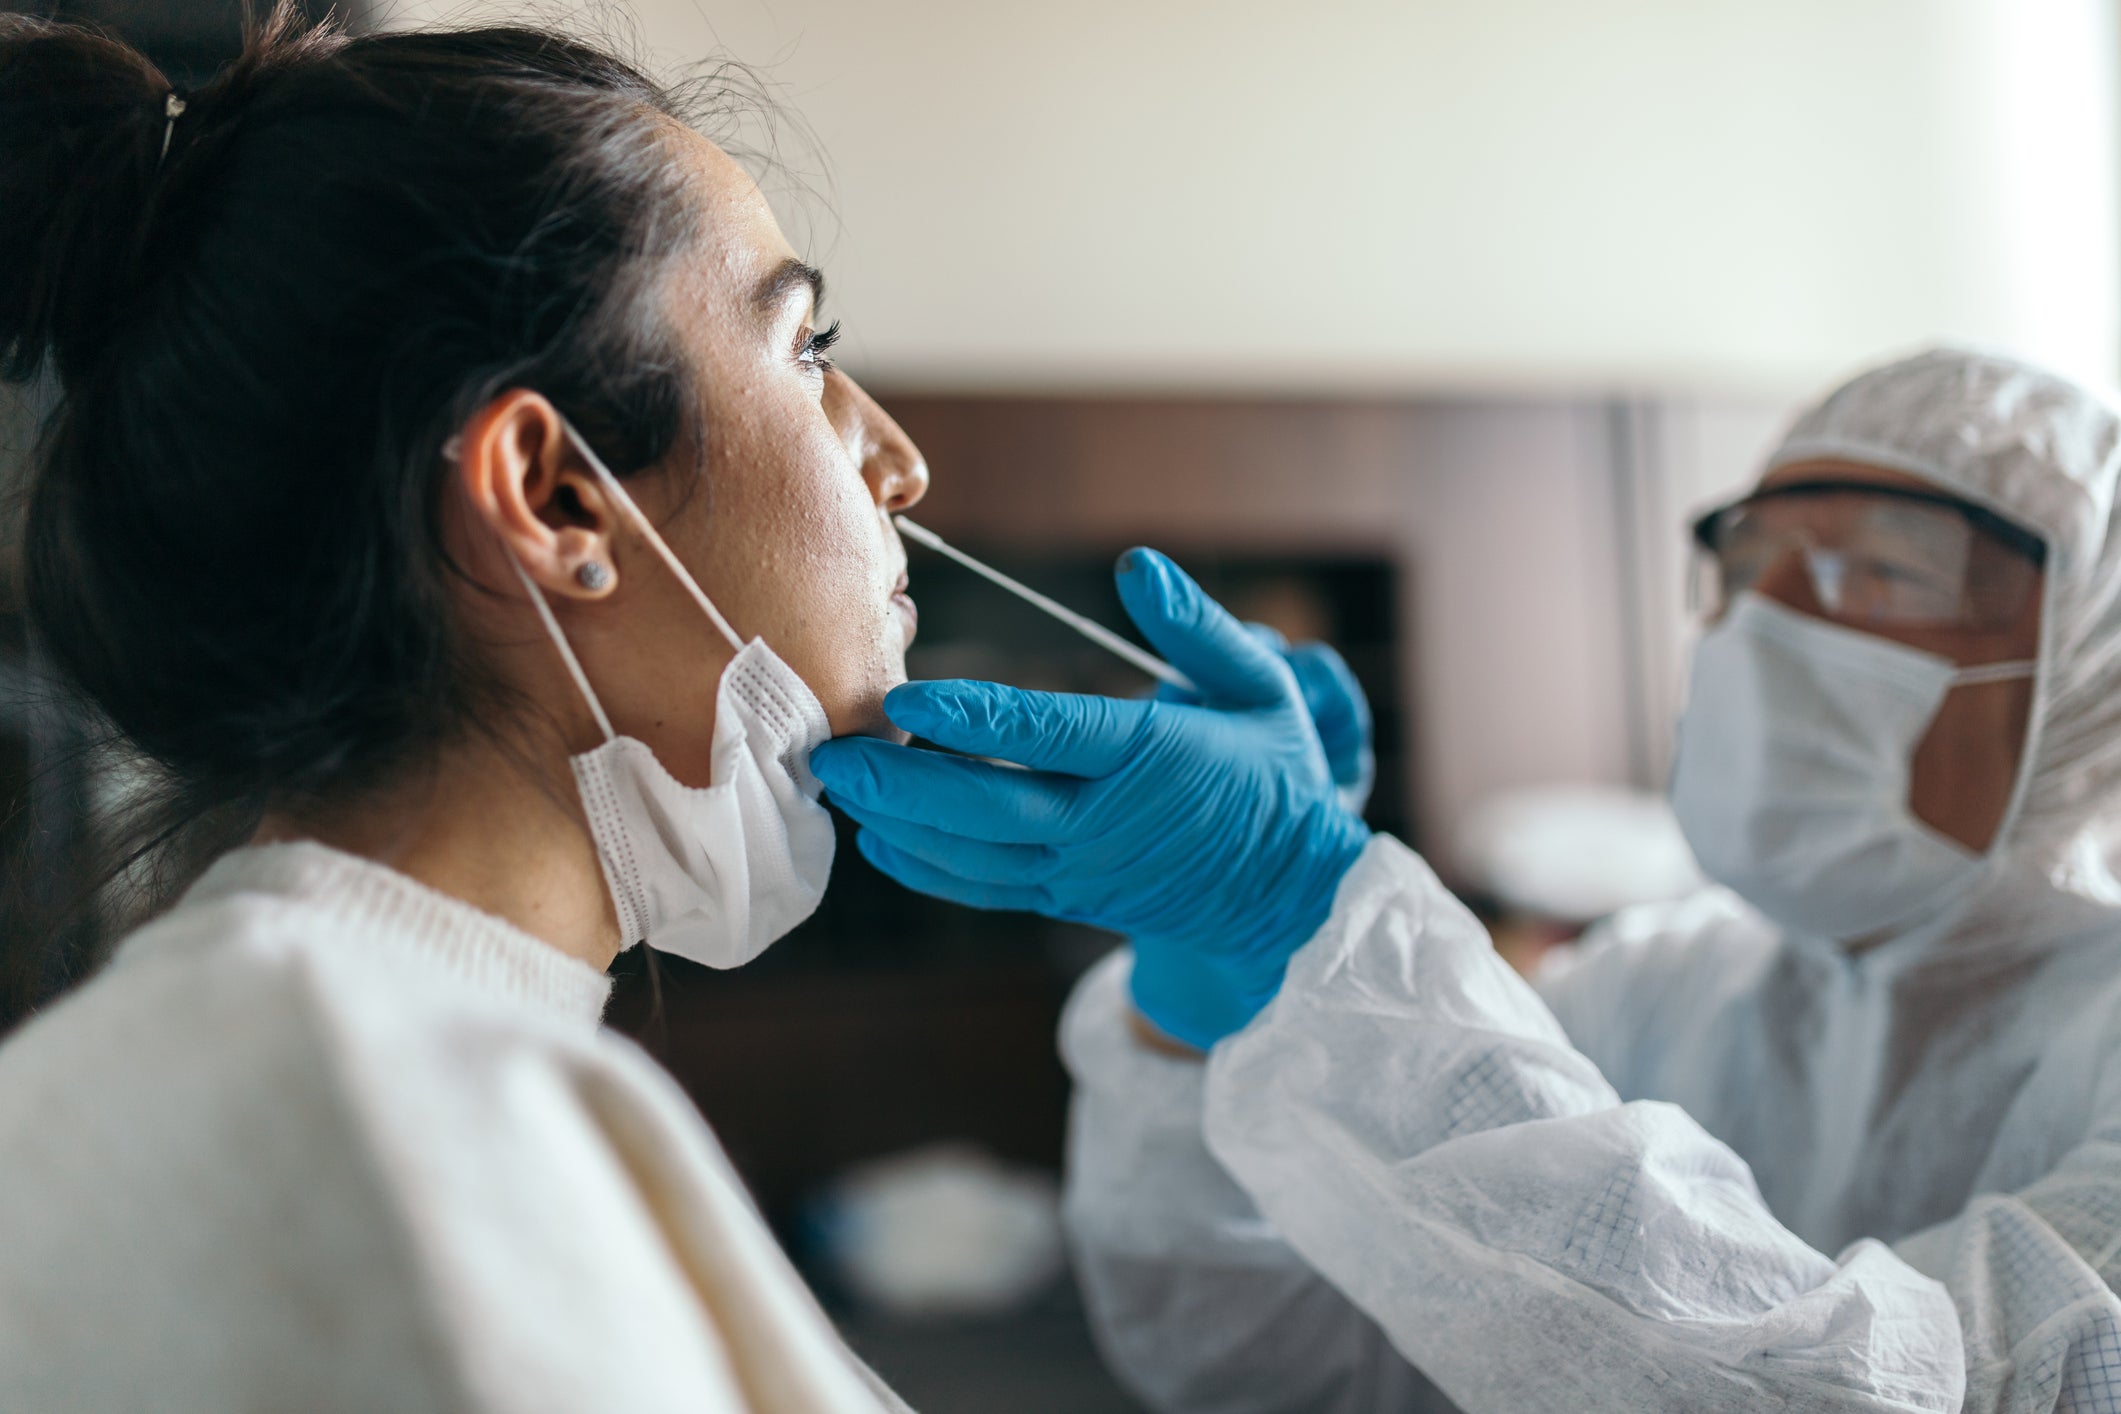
[890,573,917,645]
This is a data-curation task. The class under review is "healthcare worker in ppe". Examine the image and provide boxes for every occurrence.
[814,346,2121,1412]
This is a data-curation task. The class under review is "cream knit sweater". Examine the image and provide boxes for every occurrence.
[0,842,911,1413]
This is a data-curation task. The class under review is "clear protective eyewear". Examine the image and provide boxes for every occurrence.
[1689,479,2046,631]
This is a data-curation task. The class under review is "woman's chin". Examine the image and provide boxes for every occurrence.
[826,666,910,743]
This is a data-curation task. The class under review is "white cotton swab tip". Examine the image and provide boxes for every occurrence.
[895,516,1199,694]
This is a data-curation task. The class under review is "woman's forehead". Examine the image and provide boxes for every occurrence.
[664,122,801,272]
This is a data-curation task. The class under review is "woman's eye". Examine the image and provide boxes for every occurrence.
[797,319,842,373]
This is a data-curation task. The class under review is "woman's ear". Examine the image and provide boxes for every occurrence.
[451,389,621,600]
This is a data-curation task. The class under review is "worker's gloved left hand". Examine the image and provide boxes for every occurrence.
[1162,627,1376,818]
[810,549,1372,1051]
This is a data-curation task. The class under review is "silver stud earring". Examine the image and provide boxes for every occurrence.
[576,561,611,591]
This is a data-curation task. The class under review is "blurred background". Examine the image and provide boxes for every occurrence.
[2,1,2117,1408]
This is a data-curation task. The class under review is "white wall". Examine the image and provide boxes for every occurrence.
[1612,397,1792,785]
[386,0,2120,397]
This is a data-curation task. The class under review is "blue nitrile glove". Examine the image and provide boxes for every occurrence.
[809,549,1373,1051]
[1163,626,1376,818]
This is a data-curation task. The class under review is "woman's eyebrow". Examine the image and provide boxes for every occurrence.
[754,257,825,316]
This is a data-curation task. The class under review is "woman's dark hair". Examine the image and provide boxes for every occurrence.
[0,5,746,1014]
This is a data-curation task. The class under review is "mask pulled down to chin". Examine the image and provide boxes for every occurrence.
[1668,592,2036,944]
[509,422,836,970]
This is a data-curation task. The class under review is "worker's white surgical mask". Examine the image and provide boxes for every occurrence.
[508,425,835,969]
[1668,592,2035,943]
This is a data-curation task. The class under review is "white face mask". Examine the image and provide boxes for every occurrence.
[1668,592,2036,943]
[510,425,836,969]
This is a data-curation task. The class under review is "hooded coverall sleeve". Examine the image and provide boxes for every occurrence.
[1061,949,1460,1413]
[1197,833,2121,1412]
[1068,834,1969,1412]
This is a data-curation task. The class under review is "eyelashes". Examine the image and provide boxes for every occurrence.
[799,318,842,372]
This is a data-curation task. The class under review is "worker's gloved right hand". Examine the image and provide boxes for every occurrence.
[810,549,1373,1052]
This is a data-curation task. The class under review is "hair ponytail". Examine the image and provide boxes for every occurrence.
[0,16,178,382]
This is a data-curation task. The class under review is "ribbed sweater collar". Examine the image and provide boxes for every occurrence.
[165,842,613,1026]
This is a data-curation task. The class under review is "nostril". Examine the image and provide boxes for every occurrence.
[885,456,930,510]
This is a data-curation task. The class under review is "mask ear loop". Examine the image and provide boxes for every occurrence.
[559,422,746,657]
[1963,535,2055,866]
[477,415,746,743]
[448,424,618,745]
[508,555,617,744]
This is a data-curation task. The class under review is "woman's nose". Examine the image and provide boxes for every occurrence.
[830,372,930,512]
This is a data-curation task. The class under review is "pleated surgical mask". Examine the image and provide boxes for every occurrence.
[509,423,835,968]
[1668,592,2035,943]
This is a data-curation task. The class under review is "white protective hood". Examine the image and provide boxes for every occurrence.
[1760,345,2121,916]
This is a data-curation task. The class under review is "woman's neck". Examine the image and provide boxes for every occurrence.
[251,735,621,972]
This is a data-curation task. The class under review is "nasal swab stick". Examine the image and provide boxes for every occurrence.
[895,516,1199,694]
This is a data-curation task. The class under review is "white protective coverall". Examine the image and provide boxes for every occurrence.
[1063,347,2121,1413]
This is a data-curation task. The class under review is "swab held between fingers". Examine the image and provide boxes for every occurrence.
[894,516,1199,693]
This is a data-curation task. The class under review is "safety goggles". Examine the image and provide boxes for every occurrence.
[1689,479,2046,631]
